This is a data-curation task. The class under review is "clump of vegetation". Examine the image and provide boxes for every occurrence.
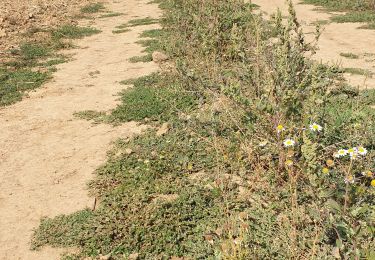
[340,52,359,59]
[32,0,375,259]
[100,12,124,18]
[112,28,131,34]
[116,17,159,29]
[344,67,373,77]
[0,69,49,106]
[0,24,101,106]
[52,25,101,40]
[303,0,375,27]
[128,30,163,63]
[80,3,105,14]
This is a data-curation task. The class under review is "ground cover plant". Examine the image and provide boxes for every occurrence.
[303,0,375,28]
[32,0,374,259]
[0,24,101,106]
[80,3,105,14]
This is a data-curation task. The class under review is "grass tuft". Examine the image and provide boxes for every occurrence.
[340,52,359,59]
[52,25,101,40]
[0,69,49,106]
[80,3,105,14]
[128,54,153,63]
[303,0,375,28]
[99,12,123,18]
[112,28,131,34]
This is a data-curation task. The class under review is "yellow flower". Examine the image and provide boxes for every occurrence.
[326,159,334,167]
[362,171,373,178]
[344,175,355,184]
[187,162,193,171]
[276,124,285,133]
[371,179,375,187]
[322,167,329,174]
[285,160,293,167]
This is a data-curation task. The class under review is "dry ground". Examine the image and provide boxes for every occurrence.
[0,0,93,50]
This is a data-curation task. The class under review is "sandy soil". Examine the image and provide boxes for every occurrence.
[0,0,95,50]
[253,0,375,89]
[0,0,161,259]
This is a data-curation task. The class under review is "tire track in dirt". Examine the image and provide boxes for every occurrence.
[0,0,161,259]
[253,0,375,90]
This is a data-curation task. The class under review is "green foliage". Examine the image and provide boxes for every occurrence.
[19,43,50,60]
[52,25,101,40]
[340,52,359,59]
[128,54,152,63]
[32,210,94,249]
[303,0,375,27]
[332,11,375,24]
[32,0,375,259]
[0,68,49,106]
[0,24,100,106]
[110,74,198,122]
[99,12,124,18]
[111,28,130,34]
[139,29,163,38]
[119,17,159,28]
[32,127,231,259]
[344,67,373,77]
[128,30,163,63]
[80,3,105,14]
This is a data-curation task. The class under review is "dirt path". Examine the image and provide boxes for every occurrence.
[0,0,161,259]
[253,0,375,89]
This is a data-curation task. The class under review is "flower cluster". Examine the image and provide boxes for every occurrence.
[334,146,368,159]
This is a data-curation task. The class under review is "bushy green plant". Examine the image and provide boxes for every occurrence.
[32,0,374,259]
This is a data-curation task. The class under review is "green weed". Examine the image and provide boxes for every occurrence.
[52,25,101,40]
[303,0,375,27]
[340,52,359,59]
[99,12,123,18]
[32,0,375,259]
[128,31,163,63]
[128,54,152,63]
[344,67,373,77]
[0,24,100,106]
[74,110,108,124]
[110,74,198,122]
[80,3,105,14]
[139,29,163,38]
[0,68,49,106]
[111,29,131,34]
[117,17,159,28]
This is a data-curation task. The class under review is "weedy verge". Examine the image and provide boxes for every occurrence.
[80,3,105,14]
[32,0,375,259]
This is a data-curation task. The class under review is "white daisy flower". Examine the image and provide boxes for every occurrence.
[283,139,295,147]
[344,175,355,184]
[357,146,368,156]
[334,149,348,158]
[309,123,323,132]
[348,147,358,159]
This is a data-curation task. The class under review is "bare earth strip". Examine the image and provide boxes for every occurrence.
[0,0,161,259]
[253,0,375,89]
